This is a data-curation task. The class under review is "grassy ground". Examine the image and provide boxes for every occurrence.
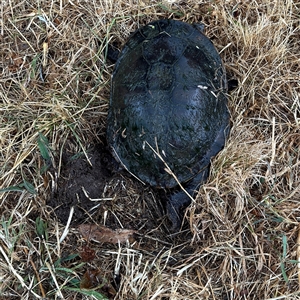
[0,0,300,299]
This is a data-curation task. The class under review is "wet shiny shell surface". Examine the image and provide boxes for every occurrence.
[107,19,229,189]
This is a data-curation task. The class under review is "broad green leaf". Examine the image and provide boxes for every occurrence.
[35,217,48,240]
[37,132,51,162]
[63,287,108,300]
[22,180,36,195]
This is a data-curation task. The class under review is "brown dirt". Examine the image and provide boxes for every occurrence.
[48,139,193,244]
[49,142,114,225]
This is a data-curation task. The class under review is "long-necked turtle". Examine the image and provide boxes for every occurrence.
[106,19,230,229]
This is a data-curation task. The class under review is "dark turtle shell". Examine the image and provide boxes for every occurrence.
[107,19,229,192]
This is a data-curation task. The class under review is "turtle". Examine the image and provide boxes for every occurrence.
[106,19,230,230]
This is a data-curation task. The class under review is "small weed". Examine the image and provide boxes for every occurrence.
[37,132,52,173]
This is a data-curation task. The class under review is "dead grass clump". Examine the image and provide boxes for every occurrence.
[0,0,300,299]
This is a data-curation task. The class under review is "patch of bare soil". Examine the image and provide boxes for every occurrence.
[49,140,193,247]
[49,143,113,224]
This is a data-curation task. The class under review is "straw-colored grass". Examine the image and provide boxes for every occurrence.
[0,0,299,299]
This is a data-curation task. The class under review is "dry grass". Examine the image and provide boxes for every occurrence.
[0,0,300,299]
